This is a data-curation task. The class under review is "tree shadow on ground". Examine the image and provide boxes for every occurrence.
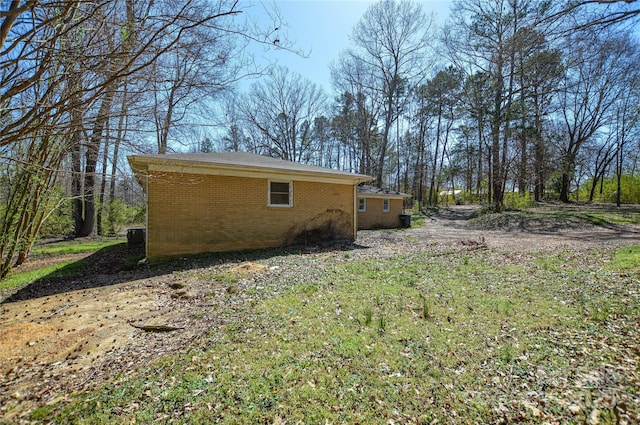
[432,206,479,221]
[2,240,369,304]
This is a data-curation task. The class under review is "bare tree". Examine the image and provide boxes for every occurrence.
[331,57,382,175]
[334,0,433,186]
[148,1,241,154]
[557,31,635,202]
[0,131,67,279]
[445,0,560,209]
[612,68,640,206]
[554,0,640,30]
[522,48,563,201]
[0,2,85,276]
[446,0,515,209]
[71,0,138,237]
[0,0,286,274]
[238,66,327,162]
[416,67,463,206]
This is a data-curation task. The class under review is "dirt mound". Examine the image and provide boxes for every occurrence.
[230,262,267,275]
[468,211,594,232]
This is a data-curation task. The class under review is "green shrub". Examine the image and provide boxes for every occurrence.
[38,189,74,238]
[577,174,640,204]
[99,199,146,236]
[503,191,534,210]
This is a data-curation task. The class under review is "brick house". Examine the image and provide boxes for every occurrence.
[357,185,411,230]
[128,152,372,259]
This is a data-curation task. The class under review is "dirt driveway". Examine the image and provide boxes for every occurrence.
[412,204,640,252]
[1,204,639,422]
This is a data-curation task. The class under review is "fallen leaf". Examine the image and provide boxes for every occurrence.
[523,401,542,417]
[568,404,581,415]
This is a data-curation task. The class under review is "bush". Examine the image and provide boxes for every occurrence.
[503,191,534,210]
[101,199,145,236]
[39,191,74,239]
[577,174,640,204]
[38,191,146,239]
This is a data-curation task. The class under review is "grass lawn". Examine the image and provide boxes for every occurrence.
[39,244,639,424]
[31,239,124,257]
[0,239,125,294]
[469,205,640,231]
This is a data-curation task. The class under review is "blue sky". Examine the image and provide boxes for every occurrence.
[242,0,453,93]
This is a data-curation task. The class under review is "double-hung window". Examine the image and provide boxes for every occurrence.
[383,198,390,212]
[358,198,366,212]
[269,181,292,207]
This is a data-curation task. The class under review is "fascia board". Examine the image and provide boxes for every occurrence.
[139,159,372,185]
[358,193,410,200]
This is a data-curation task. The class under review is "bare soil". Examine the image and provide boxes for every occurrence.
[419,203,640,252]
[1,203,639,422]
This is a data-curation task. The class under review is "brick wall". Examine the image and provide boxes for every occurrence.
[357,197,403,229]
[146,172,355,258]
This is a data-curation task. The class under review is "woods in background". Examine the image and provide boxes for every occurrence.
[232,0,639,211]
[1,0,639,277]
[0,0,284,277]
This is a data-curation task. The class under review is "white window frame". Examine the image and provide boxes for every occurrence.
[268,180,293,208]
[358,197,366,212]
[383,198,390,212]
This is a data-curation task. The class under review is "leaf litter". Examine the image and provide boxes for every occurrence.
[0,203,639,423]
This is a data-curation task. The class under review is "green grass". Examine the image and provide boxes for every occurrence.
[612,245,640,270]
[470,207,640,231]
[1,239,126,293]
[408,214,425,227]
[32,239,124,256]
[576,212,640,226]
[41,245,640,424]
[0,261,79,292]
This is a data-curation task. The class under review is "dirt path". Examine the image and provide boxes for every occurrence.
[1,204,639,422]
[411,204,640,253]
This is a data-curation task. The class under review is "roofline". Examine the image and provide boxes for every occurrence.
[128,155,373,186]
[358,193,410,200]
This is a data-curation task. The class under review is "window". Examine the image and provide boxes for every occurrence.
[269,181,292,207]
[383,198,390,212]
[358,197,366,212]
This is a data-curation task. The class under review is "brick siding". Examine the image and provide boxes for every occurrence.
[146,172,355,258]
[357,197,403,229]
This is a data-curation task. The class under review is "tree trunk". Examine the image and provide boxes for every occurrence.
[616,143,623,207]
[476,123,484,197]
[157,85,176,154]
[491,94,504,210]
[376,106,394,186]
[96,125,110,236]
[517,52,528,196]
[75,89,115,237]
[108,86,129,235]
[71,107,85,235]
[533,96,545,202]
[428,106,443,206]
[560,169,572,203]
